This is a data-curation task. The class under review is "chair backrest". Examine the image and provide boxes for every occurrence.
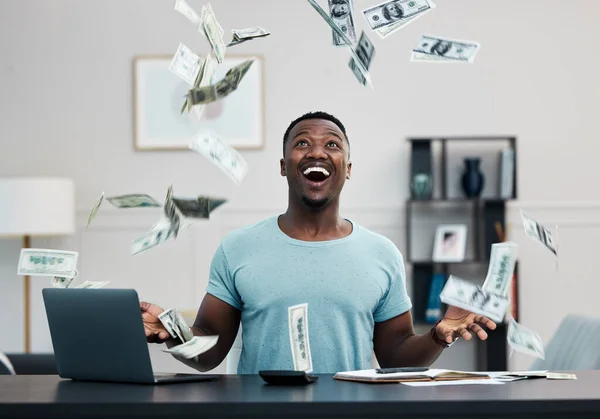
[225,327,243,374]
[530,314,600,371]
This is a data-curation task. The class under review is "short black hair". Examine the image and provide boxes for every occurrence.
[282,111,349,156]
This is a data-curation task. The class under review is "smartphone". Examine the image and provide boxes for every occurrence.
[375,367,429,374]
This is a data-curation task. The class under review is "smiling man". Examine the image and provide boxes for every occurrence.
[140,111,497,374]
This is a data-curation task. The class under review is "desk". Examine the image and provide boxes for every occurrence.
[1,372,600,418]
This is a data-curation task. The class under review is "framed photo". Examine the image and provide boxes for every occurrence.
[133,54,265,151]
[432,224,467,262]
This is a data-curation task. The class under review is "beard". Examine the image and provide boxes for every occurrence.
[301,195,331,210]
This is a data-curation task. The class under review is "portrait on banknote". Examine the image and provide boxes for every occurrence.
[330,0,350,18]
[133,54,264,151]
[382,2,404,21]
[432,224,467,262]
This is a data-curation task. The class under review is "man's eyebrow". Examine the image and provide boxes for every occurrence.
[292,129,345,141]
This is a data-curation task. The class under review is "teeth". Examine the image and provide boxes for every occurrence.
[303,167,330,177]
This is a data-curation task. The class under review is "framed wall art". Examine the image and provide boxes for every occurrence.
[432,224,467,262]
[132,54,265,151]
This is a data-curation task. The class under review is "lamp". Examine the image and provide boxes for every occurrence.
[0,177,75,352]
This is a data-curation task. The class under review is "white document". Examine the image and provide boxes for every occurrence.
[402,379,505,387]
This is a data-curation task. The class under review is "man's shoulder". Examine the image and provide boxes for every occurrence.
[221,216,277,247]
[354,222,402,256]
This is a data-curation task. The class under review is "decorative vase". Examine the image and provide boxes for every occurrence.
[411,173,433,199]
[461,158,484,198]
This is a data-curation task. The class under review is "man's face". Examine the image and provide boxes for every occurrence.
[384,3,402,19]
[280,119,351,209]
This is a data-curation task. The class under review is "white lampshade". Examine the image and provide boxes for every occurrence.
[0,177,75,237]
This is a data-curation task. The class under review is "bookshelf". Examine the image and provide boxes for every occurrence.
[406,136,518,371]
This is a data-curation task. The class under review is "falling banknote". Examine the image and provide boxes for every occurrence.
[520,210,557,256]
[184,59,254,109]
[163,185,181,239]
[348,31,375,86]
[288,303,313,372]
[169,42,203,86]
[18,249,78,278]
[200,3,226,63]
[183,53,219,115]
[131,222,176,256]
[482,242,518,298]
[159,308,194,342]
[329,0,357,46]
[51,269,79,288]
[106,194,160,208]
[362,0,436,39]
[86,192,104,229]
[173,196,227,219]
[162,335,219,359]
[439,275,510,323]
[73,280,110,289]
[174,0,202,27]
[411,34,481,63]
[189,130,249,186]
[507,316,545,359]
[228,27,270,47]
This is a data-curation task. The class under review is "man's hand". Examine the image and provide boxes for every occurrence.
[140,301,170,343]
[435,305,497,344]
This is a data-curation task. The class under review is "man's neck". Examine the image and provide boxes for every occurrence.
[278,198,351,241]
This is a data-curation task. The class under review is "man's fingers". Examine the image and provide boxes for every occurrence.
[475,315,496,330]
[140,301,151,312]
[158,331,169,341]
[458,327,472,340]
[469,323,488,340]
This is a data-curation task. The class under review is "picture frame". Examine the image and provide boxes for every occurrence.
[432,224,467,262]
[132,54,265,151]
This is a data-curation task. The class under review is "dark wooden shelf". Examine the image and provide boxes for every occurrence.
[407,136,517,142]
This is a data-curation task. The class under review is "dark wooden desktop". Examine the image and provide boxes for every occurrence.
[2,372,600,419]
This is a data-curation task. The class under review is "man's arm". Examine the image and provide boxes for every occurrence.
[166,294,241,372]
[373,310,445,368]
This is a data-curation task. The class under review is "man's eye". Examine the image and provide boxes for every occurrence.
[327,142,340,148]
[296,140,308,146]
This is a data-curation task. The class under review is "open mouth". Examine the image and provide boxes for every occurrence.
[302,166,331,184]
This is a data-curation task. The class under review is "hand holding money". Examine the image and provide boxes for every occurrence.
[140,301,171,343]
[434,304,497,344]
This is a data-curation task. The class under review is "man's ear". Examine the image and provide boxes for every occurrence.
[346,161,352,179]
[280,158,286,176]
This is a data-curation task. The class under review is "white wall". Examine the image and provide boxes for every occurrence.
[1,0,600,373]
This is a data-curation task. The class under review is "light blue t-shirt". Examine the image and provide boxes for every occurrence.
[205,216,412,374]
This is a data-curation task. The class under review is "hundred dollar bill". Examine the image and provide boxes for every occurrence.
[547,372,577,380]
[106,194,160,208]
[131,221,176,256]
[184,53,219,116]
[520,210,557,256]
[184,59,254,109]
[411,34,481,63]
[307,0,372,88]
[189,130,249,186]
[169,43,203,86]
[288,303,313,372]
[439,275,509,323]
[162,335,219,359]
[507,316,545,359]
[158,308,185,342]
[86,192,104,229]
[163,185,181,239]
[73,280,110,289]
[228,27,270,47]
[18,249,78,277]
[174,0,201,26]
[348,31,375,86]
[482,242,518,298]
[51,269,78,288]
[329,0,356,46]
[173,196,227,219]
[375,12,420,38]
[200,4,226,63]
[363,0,433,30]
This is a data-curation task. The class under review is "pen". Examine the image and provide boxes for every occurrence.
[375,367,429,374]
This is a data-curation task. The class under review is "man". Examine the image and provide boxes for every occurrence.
[141,111,496,374]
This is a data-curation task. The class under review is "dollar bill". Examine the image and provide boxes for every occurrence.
[439,275,510,323]
[131,221,176,256]
[163,185,181,239]
[173,196,227,219]
[547,372,577,380]
[329,0,356,46]
[162,335,219,359]
[307,0,372,88]
[51,269,78,288]
[412,34,481,63]
[86,192,104,229]
[228,27,270,47]
[482,242,518,298]
[348,31,375,86]
[288,303,313,372]
[18,249,78,277]
[184,53,219,116]
[184,59,254,109]
[174,0,201,26]
[106,194,160,208]
[363,0,432,29]
[200,4,226,63]
[169,43,203,86]
[158,308,185,342]
[507,316,545,359]
[520,210,557,256]
[189,130,249,186]
[375,12,421,38]
[73,280,110,289]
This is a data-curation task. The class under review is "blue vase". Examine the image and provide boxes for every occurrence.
[461,158,484,198]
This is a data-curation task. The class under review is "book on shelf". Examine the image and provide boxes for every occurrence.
[334,368,490,383]
[499,148,515,199]
[424,273,445,323]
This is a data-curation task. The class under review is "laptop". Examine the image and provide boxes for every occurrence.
[42,288,220,384]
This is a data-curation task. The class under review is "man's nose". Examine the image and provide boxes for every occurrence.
[306,144,328,159]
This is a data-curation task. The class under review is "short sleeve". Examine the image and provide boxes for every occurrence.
[205,244,243,310]
[373,250,412,323]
